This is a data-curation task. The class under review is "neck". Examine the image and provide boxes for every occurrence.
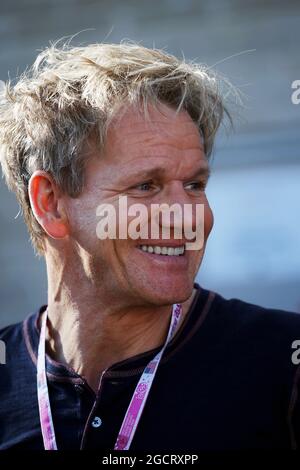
[43,252,197,392]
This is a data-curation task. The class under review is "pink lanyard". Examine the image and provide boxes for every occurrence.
[37,303,182,450]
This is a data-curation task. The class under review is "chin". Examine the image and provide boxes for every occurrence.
[136,278,194,306]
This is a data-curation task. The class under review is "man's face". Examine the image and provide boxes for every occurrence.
[63,103,214,306]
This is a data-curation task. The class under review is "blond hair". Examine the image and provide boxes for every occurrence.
[0,41,231,253]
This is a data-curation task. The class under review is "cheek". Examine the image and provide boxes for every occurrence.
[66,198,102,249]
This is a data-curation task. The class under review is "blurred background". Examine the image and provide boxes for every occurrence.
[0,0,299,327]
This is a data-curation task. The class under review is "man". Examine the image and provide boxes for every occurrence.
[0,42,299,451]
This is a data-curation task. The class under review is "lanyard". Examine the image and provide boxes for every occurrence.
[37,303,182,450]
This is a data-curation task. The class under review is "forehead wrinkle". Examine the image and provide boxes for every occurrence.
[117,160,210,184]
[112,130,205,154]
[120,124,201,138]
[107,139,205,164]
[110,118,202,146]
[142,141,204,152]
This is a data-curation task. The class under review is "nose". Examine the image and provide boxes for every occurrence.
[154,182,201,240]
[162,181,192,206]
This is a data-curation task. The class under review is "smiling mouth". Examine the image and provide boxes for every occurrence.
[138,245,185,256]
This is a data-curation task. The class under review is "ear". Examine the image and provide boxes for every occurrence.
[28,171,69,240]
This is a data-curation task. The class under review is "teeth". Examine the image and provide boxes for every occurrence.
[139,245,185,256]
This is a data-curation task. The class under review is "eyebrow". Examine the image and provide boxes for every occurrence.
[123,164,211,184]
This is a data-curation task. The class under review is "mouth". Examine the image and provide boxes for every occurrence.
[138,244,185,256]
[135,243,190,271]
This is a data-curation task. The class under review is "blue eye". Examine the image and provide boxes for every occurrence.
[136,182,153,191]
[185,181,206,191]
